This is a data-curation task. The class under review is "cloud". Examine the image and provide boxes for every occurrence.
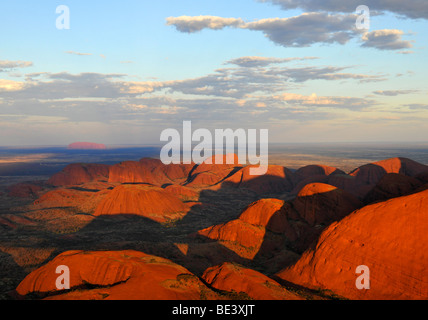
[243,13,360,47]
[405,104,428,109]
[2,72,129,100]
[166,16,244,33]
[167,13,361,48]
[0,60,33,72]
[0,79,25,91]
[259,0,428,20]
[266,66,386,83]
[396,50,414,55]
[273,92,373,108]
[361,29,413,50]
[374,90,419,96]
[65,51,93,56]
[120,81,165,94]
[225,56,318,67]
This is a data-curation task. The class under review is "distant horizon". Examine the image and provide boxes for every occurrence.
[1,140,428,149]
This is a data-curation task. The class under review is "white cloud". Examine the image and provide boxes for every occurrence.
[0,79,25,91]
[225,56,318,67]
[166,16,244,33]
[65,51,93,56]
[0,60,33,72]
[374,90,418,96]
[243,13,359,47]
[361,29,414,50]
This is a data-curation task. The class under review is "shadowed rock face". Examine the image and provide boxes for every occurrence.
[94,184,191,223]
[16,250,221,300]
[222,165,295,194]
[296,165,345,178]
[363,173,423,204]
[196,198,294,259]
[293,183,363,227]
[291,165,344,195]
[202,263,303,300]
[196,184,362,261]
[276,189,428,300]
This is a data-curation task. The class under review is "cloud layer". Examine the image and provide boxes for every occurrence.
[167,13,412,51]
[259,0,428,20]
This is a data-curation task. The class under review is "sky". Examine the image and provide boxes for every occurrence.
[0,0,427,146]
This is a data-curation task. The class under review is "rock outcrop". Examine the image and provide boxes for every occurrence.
[186,154,241,188]
[276,189,428,300]
[202,263,303,300]
[293,183,363,227]
[94,184,191,223]
[196,199,294,259]
[16,250,220,300]
[108,158,194,186]
[197,183,362,258]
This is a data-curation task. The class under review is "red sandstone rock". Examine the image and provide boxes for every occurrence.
[276,189,428,300]
[196,199,299,260]
[331,158,428,199]
[94,184,190,223]
[163,185,199,201]
[16,250,220,300]
[186,154,241,188]
[197,183,362,260]
[108,158,194,186]
[350,157,428,184]
[202,263,303,300]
